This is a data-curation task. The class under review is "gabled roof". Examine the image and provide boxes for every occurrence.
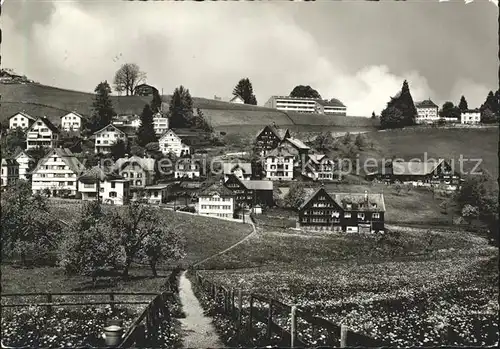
[266,145,294,158]
[93,124,126,136]
[12,147,32,160]
[256,125,290,141]
[199,182,234,197]
[9,111,37,122]
[32,148,84,175]
[115,156,156,173]
[61,111,84,119]
[241,180,273,191]
[222,162,252,175]
[415,99,438,108]
[159,129,182,142]
[285,138,310,150]
[28,117,59,134]
[328,192,386,212]
[392,159,444,176]
[1,158,19,167]
[299,187,327,211]
[78,166,125,183]
[230,95,244,102]
[462,108,481,113]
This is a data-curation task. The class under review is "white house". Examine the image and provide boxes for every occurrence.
[153,113,169,135]
[302,154,337,181]
[264,146,294,181]
[60,111,84,132]
[141,184,170,205]
[9,112,36,130]
[26,117,60,150]
[158,129,191,157]
[229,95,245,104]
[1,158,19,189]
[31,148,84,196]
[222,162,252,182]
[174,157,201,179]
[115,156,156,189]
[461,109,481,124]
[415,99,439,124]
[93,124,128,154]
[78,167,130,205]
[13,148,34,181]
[198,183,235,219]
[112,114,141,129]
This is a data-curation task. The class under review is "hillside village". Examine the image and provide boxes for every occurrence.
[1,69,499,347]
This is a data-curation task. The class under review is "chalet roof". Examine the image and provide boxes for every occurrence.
[222,162,252,175]
[230,95,244,102]
[1,158,19,167]
[78,166,125,183]
[93,124,126,136]
[255,125,290,141]
[242,180,273,191]
[9,111,36,122]
[115,156,156,173]
[32,148,84,175]
[415,99,438,108]
[61,111,84,119]
[28,117,59,134]
[307,154,328,164]
[285,138,310,150]
[392,159,444,176]
[328,192,386,212]
[12,147,32,160]
[299,187,325,211]
[145,184,170,190]
[462,108,481,113]
[134,83,157,91]
[199,182,234,197]
[266,145,294,158]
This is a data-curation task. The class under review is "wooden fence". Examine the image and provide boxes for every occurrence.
[191,270,387,348]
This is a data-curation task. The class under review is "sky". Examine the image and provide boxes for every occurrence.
[2,0,498,116]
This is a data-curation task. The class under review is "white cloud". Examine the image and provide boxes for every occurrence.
[4,2,436,116]
[449,78,489,109]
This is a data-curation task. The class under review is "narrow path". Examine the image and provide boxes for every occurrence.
[178,271,225,349]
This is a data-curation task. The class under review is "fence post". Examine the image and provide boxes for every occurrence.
[237,289,243,341]
[46,293,53,315]
[109,293,115,312]
[231,288,235,318]
[267,300,273,340]
[340,324,348,348]
[248,295,254,334]
[290,305,297,348]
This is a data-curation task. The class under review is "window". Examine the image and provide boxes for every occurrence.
[109,191,117,198]
[344,212,351,218]
[136,180,142,186]
[357,213,365,219]
[137,173,143,178]
[130,172,134,178]
[111,182,116,189]
[372,213,380,219]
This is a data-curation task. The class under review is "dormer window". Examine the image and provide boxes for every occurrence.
[371,203,377,209]
[346,203,352,209]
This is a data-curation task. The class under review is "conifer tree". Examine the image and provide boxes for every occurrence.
[89,81,115,133]
[169,86,195,128]
[136,104,157,147]
[233,78,257,105]
[386,80,417,127]
[151,89,163,113]
[458,96,468,112]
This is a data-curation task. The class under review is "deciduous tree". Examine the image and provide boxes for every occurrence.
[439,101,461,120]
[289,85,321,99]
[110,139,128,161]
[113,63,146,96]
[284,182,307,210]
[380,106,404,129]
[233,78,257,105]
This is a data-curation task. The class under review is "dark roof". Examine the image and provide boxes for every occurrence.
[299,187,386,212]
[285,138,310,150]
[392,159,444,176]
[242,180,273,191]
[256,124,290,141]
[134,83,157,90]
[93,124,126,136]
[1,158,19,167]
[78,166,125,183]
[266,145,294,158]
[9,111,36,122]
[115,125,137,136]
[32,148,84,175]
[222,162,252,175]
[115,156,156,173]
[199,182,234,197]
[415,99,438,108]
[31,117,59,134]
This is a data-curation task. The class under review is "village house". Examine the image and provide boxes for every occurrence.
[302,154,337,181]
[280,137,310,169]
[460,109,481,124]
[78,166,130,205]
[175,157,201,179]
[365,159,462,190]
[93,124,128,154]
[224,174,274,208]
[264,145,294,181]
[9,111,36,130]
[26,117,60,150]
[415,99,439,124]
[112,114,141,129]
[198,182,235,219]
[133,84,158,97]
[158,129,191,157]
[222,162,252,182]
[12,148,34,181]
[229,95,245,104]
[254,124,291,155]
[31,148,84,197]
[115,156,156,190]
[153,112,169,135]
[139,185,170,205]
[1,158,19,189]
[60,111,84,132]
[297,187,385,233]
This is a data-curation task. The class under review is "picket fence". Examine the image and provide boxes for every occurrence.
[191,270,387,348]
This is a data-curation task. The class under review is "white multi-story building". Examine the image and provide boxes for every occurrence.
[31,148,84,196]
[13,148,34,180]
[264,96,347,115]
[153,113,169,135]
[1,158,19,188]
[9,112,36,130]
[26,117,60,150]
[93,124,128,154]
[174,158,201,179]
[112,114,141,129]
[461,109,481,124]
[198,183,235,219]
[78,167,130,205]
[264,146,294,181]
[60,111,84,132]
[158,129,191,157]
[302,154,337,181]
[415,99,439,124]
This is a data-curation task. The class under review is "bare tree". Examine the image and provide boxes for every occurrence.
[113,63,147,96]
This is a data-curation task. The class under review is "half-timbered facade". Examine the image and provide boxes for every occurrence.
[224,174,274,208]
[254,124,291,154]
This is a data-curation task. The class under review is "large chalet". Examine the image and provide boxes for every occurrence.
[224,174,274,208]
[254,124,291,154]
[297,187,386,233]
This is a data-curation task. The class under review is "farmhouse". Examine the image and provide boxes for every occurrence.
[159,129,191,157]
[115,156,156,189]
[1,158,19,189]
[9,111,36,130]
[133,84,158,97]
[93,124,128,154]
[78,166,130,206]
[174,157,201,179]
[26,117,60,150]
[224,174,274,208]
[198,182,235,219]
[31,148,84,196]
[229,95,245,104]
[461,109,481,124]
[254,124,291,154]
[60,111,84,132]
[222,162,252,182]
[12,148,34,181]
[264,145,294,181]
[365,159,462,189]
[415,99,439,124]
[297,187,385,233]
[140,184,170,205]
[302,154,337,181]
